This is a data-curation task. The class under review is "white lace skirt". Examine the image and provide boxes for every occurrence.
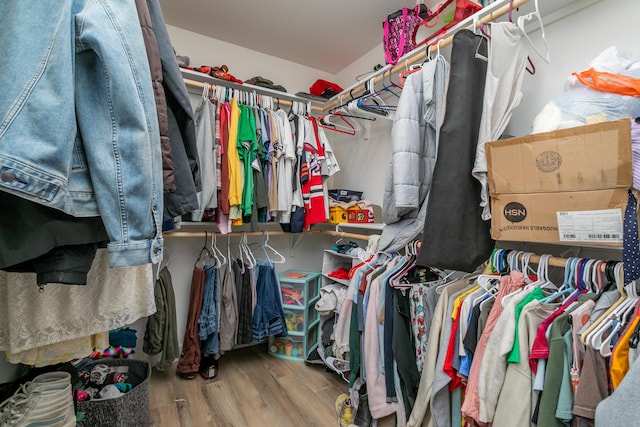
[0,249,156,354]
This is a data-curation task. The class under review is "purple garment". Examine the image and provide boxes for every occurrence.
[632,118,640,190]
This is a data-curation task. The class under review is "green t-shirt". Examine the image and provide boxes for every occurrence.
[506,286,546,364]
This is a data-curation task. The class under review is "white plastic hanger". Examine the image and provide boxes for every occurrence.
[596,278,639,356]
[540,257,580,304]
[581,262,625,346]
[517,0,550,64]
[210,232,227,268]
[242,232,257,268]
[259,231,286,264]
[586,263,626,350]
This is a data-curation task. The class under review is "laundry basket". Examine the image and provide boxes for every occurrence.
[76,358,151,427]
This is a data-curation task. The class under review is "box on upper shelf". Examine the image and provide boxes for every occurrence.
[486,119,632,245]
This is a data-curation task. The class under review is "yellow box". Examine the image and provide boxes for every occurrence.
[329,207,349,224]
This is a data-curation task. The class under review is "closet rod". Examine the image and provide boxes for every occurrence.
[515,253,613,272]
[320,0,531,112]
[163,229,375,241]
[182,74,323,112]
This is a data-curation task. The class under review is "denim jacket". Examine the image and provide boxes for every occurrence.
[0,0,163,268]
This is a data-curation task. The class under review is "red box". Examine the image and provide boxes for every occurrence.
[347,208,374,224]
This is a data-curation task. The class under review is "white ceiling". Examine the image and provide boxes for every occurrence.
[158,0,415,74]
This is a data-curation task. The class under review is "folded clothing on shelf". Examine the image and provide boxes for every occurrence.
[328,268,350,281]
[315,283,347,315]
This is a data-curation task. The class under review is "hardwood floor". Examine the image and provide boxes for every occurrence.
[148,343,395,427]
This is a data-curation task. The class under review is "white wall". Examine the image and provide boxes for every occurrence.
[167,25,336,95]
[506,0,640,136]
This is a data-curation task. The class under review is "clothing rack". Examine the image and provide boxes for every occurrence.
[181,69,323,112]
[320,0,533,113]
[513,252,615,272]
[164,228,374,241]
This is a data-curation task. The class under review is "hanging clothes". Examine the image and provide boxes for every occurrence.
[0,250,155,362]
[301,117,328,229]
[135,0,175,193]
[472,21,529,220]
[251,260,287,342]
[462,271,526,426]
[234,259,254,345]
[146,0,200,220]
[408,277,472,427]
[227,99,243,222]
[177,266,206,378]
[199,265,220,357]
[191,94,218,221]
[143,266,180,371]
[417,29,494,273]
[219,257,238,352]
[237,104,258,218]
[379,56,448,253]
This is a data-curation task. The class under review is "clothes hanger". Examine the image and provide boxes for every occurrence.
[349,79,395,120]
[539,257,576,304]
[475,248,507,289]
[242,232,257,268]
[236,233,246,274]
[525,253,555,292]
[259,231,286,264]
[327,92,376,121]
[195,231,215,268]
[479,0,536,74]
[361,71,401,105]
[380,65,402,98]
[318,110,358,136]
[210,232,227,268]
[582,262,626,346]
[398,46,429,88]
[517,0,550,64]
[597,280,639,356]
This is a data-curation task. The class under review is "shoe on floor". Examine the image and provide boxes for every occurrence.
[0,371,75,427]
[335,393,354,427]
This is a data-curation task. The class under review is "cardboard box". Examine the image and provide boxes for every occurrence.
[487,119,632,245]
[487,119,632,195]
[490,189,627,245]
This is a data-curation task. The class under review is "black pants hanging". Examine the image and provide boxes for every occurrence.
[417,30,494,272]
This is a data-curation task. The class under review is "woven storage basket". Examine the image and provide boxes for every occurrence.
[76,358,151,427]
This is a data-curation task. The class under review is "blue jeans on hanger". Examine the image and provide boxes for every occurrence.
[199,265,219,356]
[252,261,287,342]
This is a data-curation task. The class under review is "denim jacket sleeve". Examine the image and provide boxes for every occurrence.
[0,0,163,269]
[74,0,163,267]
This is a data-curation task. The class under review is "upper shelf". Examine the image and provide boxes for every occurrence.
[181,68,325,112]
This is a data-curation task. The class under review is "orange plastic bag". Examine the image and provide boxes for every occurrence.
[573,68,640,97]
